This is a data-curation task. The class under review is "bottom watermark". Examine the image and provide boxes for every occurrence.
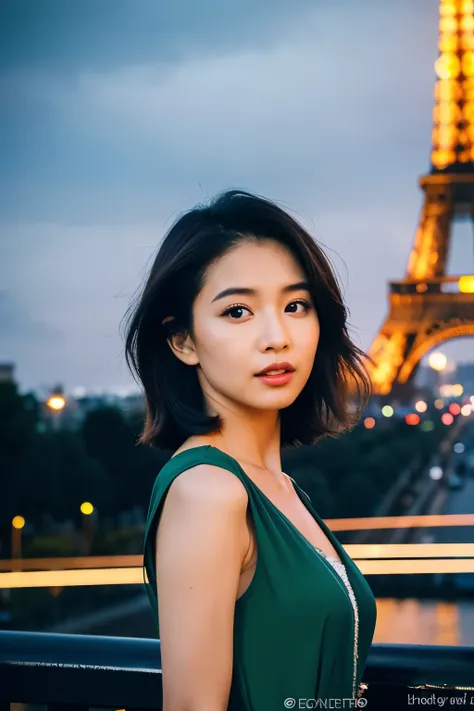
[408,693,474,706]
[283,699,367,708]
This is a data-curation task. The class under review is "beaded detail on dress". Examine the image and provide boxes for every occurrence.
[284,478,366,699]
[316,551,360,700]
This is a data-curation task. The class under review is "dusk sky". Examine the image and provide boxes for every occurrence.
[1,0,472,396]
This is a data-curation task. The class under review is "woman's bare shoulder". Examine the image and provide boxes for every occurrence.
[166,461,249,509]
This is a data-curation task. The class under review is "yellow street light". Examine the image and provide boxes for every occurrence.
[11,516,25,571]
[80,502,94,555]
[459,275,474,293]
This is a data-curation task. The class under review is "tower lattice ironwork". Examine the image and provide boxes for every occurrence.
[367,0,474,396]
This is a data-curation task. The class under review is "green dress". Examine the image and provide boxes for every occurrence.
[143,445,377,708]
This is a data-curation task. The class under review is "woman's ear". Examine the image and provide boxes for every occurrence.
[162,316,199,366]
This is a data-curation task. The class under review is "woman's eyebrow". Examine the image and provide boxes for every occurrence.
[211,281,310,304]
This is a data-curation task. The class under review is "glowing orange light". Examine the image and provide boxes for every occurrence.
[440,2,456,16]
[405,414,420,426]
[463,101,474,122]
[461,15,474,33]
[440,17,458,34]
[436,79,462,100]
[435,53,461,79]
[47,396,66,411]
[437,125,458,149]
[449,403,461,415]
[432,149,456,168]
[364,417,376,429]
[433,101,459,123]
[463,52,474,79]
[439,33,458,52]
[461,33,474,50]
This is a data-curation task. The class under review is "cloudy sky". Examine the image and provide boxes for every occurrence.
[1,0,472,396]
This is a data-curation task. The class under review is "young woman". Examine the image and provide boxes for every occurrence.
[124,190,377,710]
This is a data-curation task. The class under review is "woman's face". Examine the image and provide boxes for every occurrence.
[171,239,320,417]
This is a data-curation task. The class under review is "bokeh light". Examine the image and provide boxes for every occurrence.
[46,396,66,411]
[428,352,447,371]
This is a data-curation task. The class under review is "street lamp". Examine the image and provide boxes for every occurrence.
[80,502,94,555]
[46,394,66,431]
[11,515,25,571]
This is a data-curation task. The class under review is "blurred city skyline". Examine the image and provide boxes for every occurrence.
[1,0,473,393]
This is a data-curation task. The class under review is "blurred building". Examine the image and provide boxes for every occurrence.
[0,363,15,383]
[42,390,145,430]
[455,362,474,395]
[415,364,440,392]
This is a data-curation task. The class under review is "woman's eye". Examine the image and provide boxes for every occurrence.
[287,300,311,313]
[222,300,311,320]
[222,305,251,319]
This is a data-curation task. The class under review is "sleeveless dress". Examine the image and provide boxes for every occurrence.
[143,445,377,708]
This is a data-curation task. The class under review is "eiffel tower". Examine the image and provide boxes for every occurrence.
[367,0,474,397]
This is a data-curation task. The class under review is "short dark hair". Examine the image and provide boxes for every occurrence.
[122,189,372,451]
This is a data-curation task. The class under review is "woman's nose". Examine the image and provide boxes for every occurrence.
[258,313,290,351]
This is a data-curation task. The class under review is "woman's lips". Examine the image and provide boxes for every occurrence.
[255,371,295,386]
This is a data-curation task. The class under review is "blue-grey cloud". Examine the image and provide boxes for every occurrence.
[0,0,316,72]
[0,0,471,391]
[0,290,64,343]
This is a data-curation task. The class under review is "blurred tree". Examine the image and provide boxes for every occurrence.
[1,388,448,555]
[0,382,39,456]
[21,430,113,523]
[0,383,40,545]
[81,406,166,513]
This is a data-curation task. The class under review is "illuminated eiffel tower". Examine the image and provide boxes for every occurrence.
[368,0,474,397]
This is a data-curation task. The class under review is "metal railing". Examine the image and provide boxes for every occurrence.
[1,631,474,709]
